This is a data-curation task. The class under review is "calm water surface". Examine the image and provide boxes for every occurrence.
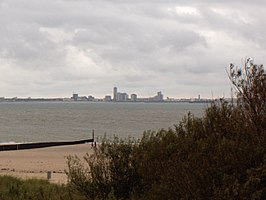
[0,102,207,143]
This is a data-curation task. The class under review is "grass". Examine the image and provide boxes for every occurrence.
[0,175,85,200]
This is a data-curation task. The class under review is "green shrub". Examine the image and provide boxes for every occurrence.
[67,137,139,200]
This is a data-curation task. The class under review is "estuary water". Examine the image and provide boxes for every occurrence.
[0,102,207,143]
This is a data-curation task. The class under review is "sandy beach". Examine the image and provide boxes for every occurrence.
[0,144,93,184]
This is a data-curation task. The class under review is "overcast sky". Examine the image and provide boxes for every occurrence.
[0,0,266,98]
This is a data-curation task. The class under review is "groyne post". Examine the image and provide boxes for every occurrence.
[47,171,52,180]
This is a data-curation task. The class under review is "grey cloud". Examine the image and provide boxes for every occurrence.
[0,0,265,98]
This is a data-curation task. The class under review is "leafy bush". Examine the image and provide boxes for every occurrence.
[67,137,139,200]
[67,59,266,199]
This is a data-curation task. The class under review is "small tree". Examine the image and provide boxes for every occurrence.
[229,58,266,135]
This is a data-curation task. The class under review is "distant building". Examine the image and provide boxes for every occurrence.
[149,91,164,102]
[113,87,129,101]
[137,98,150,102]
[113,87,117,101]
[117,92,128,101]
[72,93,78,101]
[131,94,137,102]
[156,91,163,101]
[79,96,88,101]
[111,87,163,102]
[88,95,95,101]
[104,95,112,102]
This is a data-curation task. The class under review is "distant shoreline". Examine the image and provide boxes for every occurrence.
[0,98,215,103]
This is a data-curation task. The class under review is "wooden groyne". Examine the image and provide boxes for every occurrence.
[0,138,94,151]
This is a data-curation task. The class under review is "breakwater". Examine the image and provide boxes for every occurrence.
[0,138,93,151]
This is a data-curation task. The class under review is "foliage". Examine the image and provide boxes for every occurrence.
[0,175,85,200]
[67,137,139,200]
[67,59,266,199]
[229,58,266,134]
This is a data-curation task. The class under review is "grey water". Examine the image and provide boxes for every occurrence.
[0,102,207,143]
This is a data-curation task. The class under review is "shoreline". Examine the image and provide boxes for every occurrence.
[0,143,93,184]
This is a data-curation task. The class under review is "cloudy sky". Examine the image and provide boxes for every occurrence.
[0,0,266,99]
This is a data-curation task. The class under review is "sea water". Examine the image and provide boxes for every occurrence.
[0,102,206,143]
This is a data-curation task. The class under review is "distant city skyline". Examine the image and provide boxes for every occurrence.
[1,1,266,98]
[0,85,216,103]
[0,85,220,99]
[0,85,225,99]
[67,86,217,103]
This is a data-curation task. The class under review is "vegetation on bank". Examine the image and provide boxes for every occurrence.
[67,59,266,199]
[0,175,86,200]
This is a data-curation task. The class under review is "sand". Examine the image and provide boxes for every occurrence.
[0,143,93,184]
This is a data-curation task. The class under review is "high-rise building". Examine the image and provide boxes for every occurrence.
[131,94,137,102]
[113,87,117,101]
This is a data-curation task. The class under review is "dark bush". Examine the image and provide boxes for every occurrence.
[67,137,139,200]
